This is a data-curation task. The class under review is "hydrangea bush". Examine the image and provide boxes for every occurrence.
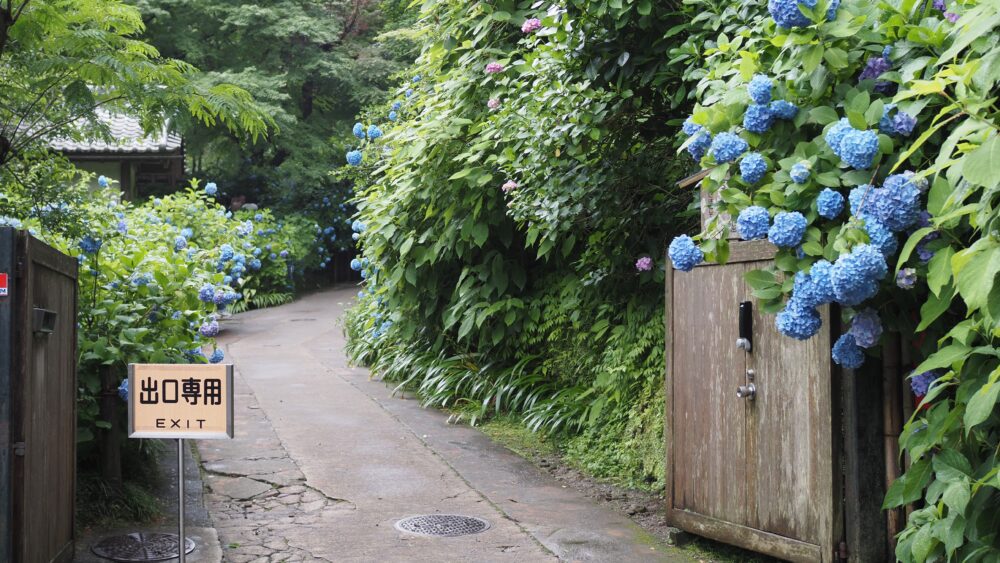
[6,177,299,453]
[673,0,1000,556]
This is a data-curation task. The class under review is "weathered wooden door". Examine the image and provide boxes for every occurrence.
[0,229,77,563]
[664,240,841,562]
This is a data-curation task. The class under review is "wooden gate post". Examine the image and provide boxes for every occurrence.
[99,364,123,488]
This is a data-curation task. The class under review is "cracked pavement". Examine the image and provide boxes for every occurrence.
[199,287,688,562]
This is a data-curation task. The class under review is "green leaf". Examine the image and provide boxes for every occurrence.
[802,44,824,73]
[954,244,1000,312]
[918,284,954,331]
[884,457,933,508]
[471,223,489,247]
[744,269,776,290]
[964,379,1000,431]
[927,246,955,297]
[896,227,934,274]
[927,175,950,216]
[810,106,839,125]
[911,342,971,375]
[822,47,848,69]
[963,136,1000,189]
[637,0,652,15]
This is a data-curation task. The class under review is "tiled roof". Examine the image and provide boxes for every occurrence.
[48,111,182,154]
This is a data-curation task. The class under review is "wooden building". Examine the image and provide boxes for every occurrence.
[48,112,184,200]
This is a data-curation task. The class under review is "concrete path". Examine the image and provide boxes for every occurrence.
[202,287,692,563]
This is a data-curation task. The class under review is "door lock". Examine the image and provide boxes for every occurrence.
[737,369,756,401]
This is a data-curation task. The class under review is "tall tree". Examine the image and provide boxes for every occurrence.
[129,0,418,208]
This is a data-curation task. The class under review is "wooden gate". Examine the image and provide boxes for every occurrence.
[664,240,843,562]
[0,228,78,563]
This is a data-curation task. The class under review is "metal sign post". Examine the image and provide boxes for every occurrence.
[127,363,235,560]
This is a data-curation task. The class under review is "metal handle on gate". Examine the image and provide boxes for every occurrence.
[735,301,752,352]
[33,307,57,335]
[737,369,756,401]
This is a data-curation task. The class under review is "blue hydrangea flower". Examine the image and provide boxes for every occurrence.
[816,188,844,220]
[792,260,835,307]
[392,101,402,111]
[769,0,812,28]
[838,129,879,169]
[199,320,220,337]
[352,122,365,139]
[412,74,421,83]
[205,182,218,196]
[174,236,188,251]
[892,112,916,137]
[118,378,129,401]
[131,272,152,287]
[687,131,712,161]
[872,174,922,232]
[830,244,887,306]
[346,150,363,166]
[351,220,367,233]
[249,259,261,270]
[279,250,289,258]
[79,236,102,254]
[223,275,233,284]
[769,100,799,120]
[859,55,890,82]
[736,206,770,240]
[668,235,704,272]
[832,333,865,368]
[739,153,768,184]
[198,284,215,303]
[682,116,703,136]
[98,175,110,188]
[776,299,822,340]
[863,215,898,257]
[367,124,383,140]
[219,244,235,261]
[896,268,917,289]
[748,74,773,104]
[0,216,23,229]
[848,184,873,215]
[209,349,225,364]
[849,308,882,348]
[389,111,398,121]
[790,161,811,184]
[768,211,807,247]
[910,370,939,396]
[879,103,897,133]
[709,132,748,163]
[743,104,774,133]
[350,258,362,271]
[405,88,414,98]
[181,227,193,238]
[825,118,853,156]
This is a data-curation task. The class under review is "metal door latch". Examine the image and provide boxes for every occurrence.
[736,301,753,352]
[737,369,756,400]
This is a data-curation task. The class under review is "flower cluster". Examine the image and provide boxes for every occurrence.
[635,256,653,272]
[910,370,939,397]
[485,62,504,74]
[768,211,806,248]
[739,153,768,184]
[521,18,541,33]
[736,206,770,240]
[825,118,879,169]
[790,161,811,184]
[816,188,844,219]
[768,0,840,29]
[668,235,704,272]
[710,132,748,163]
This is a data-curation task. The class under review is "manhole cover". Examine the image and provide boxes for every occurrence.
[395,514,491,537]
[91,533,195,562]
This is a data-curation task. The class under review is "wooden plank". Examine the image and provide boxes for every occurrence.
[668,260,750,524]
[669,509,823,562]
[842,358,888,562]
[663,253,675,518]
[746,296,835,555]
[726,239,777,263]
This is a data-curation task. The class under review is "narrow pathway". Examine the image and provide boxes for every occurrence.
[201,287,691,563]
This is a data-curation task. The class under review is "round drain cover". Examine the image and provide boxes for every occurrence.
[92,533,195,562]
[395,514,491,537]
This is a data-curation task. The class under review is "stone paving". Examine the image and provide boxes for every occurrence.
[198,374,354,562]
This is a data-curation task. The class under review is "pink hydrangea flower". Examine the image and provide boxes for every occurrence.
[501,180,518,192]
[487,98,501,109]
[521,18,542,33]
[944,11,959,22]
[635,256,653,271]
[485,62,504,74]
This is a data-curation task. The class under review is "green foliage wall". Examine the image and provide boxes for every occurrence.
[343,0,706,487]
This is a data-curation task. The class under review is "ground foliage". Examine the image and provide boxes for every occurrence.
[677,0,1000,557]
[344,0,709,489]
